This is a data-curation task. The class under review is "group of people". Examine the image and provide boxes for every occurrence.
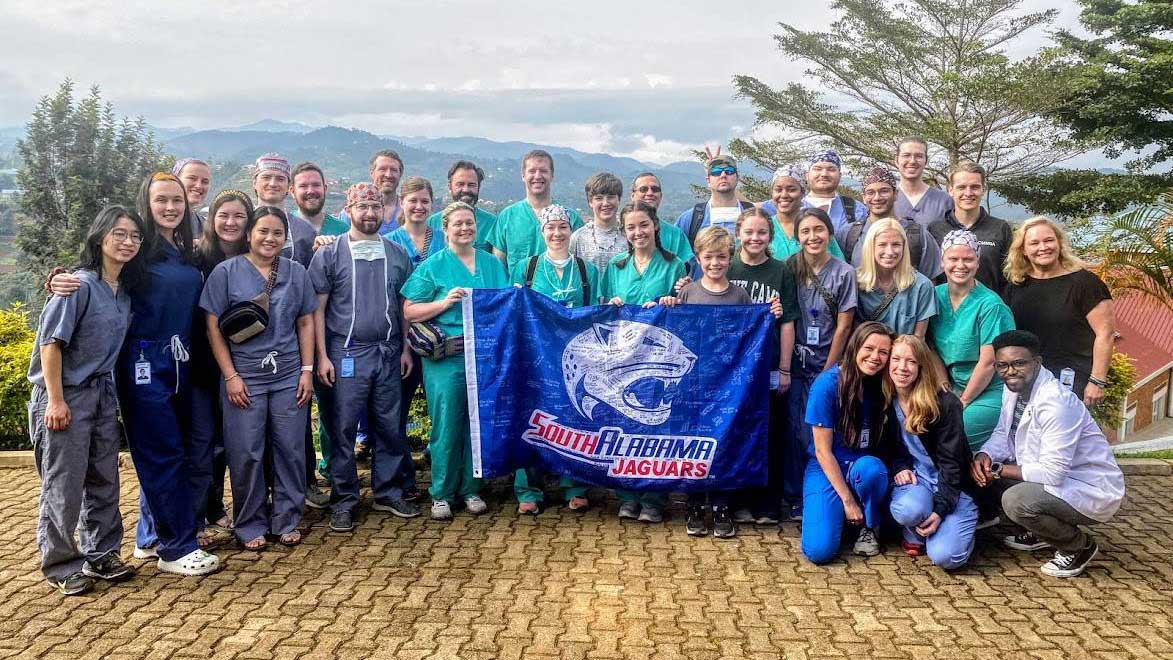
[27,138,1126,597]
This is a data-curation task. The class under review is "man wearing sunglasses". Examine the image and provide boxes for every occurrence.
[628,173,693,265]
[971,330,1124,578]
[674,155,755,245]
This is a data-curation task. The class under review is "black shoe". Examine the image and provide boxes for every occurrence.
[712,506,736,539]
[82,554,136,582]
[330,509,354,532]
[50,571,94,596]
[685,506,708,536]
[372,497,421,518]
[1003,531,1050,552]
[402,486,422,502]
[1041,538,1099,578]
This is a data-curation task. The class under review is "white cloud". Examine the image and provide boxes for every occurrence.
[645,74,673,89]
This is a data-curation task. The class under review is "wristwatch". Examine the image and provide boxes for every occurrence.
[990,462,1003,480]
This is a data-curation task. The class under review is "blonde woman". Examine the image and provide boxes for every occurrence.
[884,335,978,569]
[1003,217,1115,407]
[854,219,937,337]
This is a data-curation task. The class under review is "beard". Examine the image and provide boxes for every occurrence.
[298,195,325,216]
[454,190,479,206]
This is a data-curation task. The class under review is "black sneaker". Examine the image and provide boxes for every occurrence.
[1041,538,1099,578]
[372,497,421,518]
[330,509,354,532]
[82,554,136,582]
[712,507,736,539]
[50,571,94,596]
[1003,531,1050,552]
[402,486,422,502]
[685,506,708,536]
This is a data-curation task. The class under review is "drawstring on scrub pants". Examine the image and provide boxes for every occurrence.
[166,335,190,394]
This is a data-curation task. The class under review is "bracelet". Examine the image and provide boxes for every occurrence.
[779,369,791,375]
[225,373,240,383]
[301,365,314,372]
[1088,375,1108,388]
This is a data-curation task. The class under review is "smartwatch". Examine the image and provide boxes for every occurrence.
[990,462,1003,480]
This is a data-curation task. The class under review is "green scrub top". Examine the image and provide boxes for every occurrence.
[320,213,350,237]
[599,250,689,305]
[426,207,498,253]
[928,282,1015,394]
[770,215,846,261]
[400,247,509,338]
[487,200,585,273]
[659,221,695,263]
[510,256,600,308]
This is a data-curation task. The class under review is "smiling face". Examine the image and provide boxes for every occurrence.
[697,247,730,280]
[771,177,804,215]
[213,199,248,245]
[402,189,432,225]
[856,332,893,376]
[449,167,480,206]
[888,341,919,390]
[248,214,286,260]
[291,170,326,216]
[103,215,142,264]
[622,210,656,251]
[149,180,187,231]
[873,229,905,271]
[632,175,662,209]
[542,218,572,254]
[943,244,979,285]
[807,162,841,195]
[738,214,771,259]
[589,193,619,223]
[797,215,830,257]
[995,345,1041,394]
[522,156,553,198]
[254,171,290,205]
[862,181,896,217]
[444,209,477,247]
[348,200,383,236]
[897,141,927,181]
[178,162,211,208]
[1023,223,1060,270]
[948,171,984,213]
[370,156,402,196]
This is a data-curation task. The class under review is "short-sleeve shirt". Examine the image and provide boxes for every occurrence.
[511,255,600,308]
[769,214,846,261]
[894,187,954,229]
[1005,269,1111,392]
[400,248,510,338]
[794,257,858,373]
[27,270,132,388]
[599,250,689,306]
[928,282,1015,394]
[426,207,498,253]
[569,223,627,275]
[307,235,414,349]
[487,200,584,273]
[856,272,937,335]
[728,254,800,367]
[385,225,444,265]
[199,255,318,390]
[805,364,872,461]
[677,280,753,305]
[283,214,318,269]
[836,218,943,279]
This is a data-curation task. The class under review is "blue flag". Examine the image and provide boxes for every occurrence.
[462,287,773,492]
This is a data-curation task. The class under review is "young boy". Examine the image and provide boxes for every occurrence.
[658,226,754,538]
[570,172,628,274]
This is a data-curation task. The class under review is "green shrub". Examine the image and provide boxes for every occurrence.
[0,304,34,449]
[1092,351,1137,432]
[407,387,430,453]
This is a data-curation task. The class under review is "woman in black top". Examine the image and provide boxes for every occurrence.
[1004,217,1115,407]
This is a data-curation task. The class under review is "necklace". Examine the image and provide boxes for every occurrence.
[541,254,579,302]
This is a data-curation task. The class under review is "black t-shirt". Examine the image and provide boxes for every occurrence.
[728,254,799,367]
[1005,268,1111,392]
[929,208,1013,295]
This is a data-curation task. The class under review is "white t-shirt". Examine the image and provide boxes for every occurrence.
[805,194,835,212]
[709,205,741,233]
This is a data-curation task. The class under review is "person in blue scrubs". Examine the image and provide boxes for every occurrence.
[802,322,897,564]
[853,219,937,337]
[403,202,510,520]
[310,183,420,533]
[201,206,318,549]
[386,177,444,263]
[886,335,978,569]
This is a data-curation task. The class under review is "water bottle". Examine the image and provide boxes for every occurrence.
[1060,368,1076,391]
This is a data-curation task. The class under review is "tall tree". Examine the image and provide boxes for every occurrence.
[729,0,1082,201]
[16,80,171,278]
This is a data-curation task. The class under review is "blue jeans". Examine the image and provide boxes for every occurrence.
[890,483,978,570]
[800,455,889,564]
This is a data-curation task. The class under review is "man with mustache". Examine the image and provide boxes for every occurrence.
[340,150,405,234]
[427,160,497,252]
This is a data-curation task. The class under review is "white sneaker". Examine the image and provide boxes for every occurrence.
[132,545,158,560]
[431,500,453,520]
[157,549,220,576]
[464,495,488,515]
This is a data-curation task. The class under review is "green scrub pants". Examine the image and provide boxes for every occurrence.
[422,354,480,503]
[512,471,588,504]
[961,387,1002,452]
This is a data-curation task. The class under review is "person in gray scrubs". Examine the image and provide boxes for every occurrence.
[309,183,420,533]
[200,206,318,550]
[28,206,146,595]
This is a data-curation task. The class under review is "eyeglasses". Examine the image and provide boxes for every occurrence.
[994,358,1036,374]
[709,166,737,177]
[635,185,662,194]
[350,202,382,213]
[109,229,144,245]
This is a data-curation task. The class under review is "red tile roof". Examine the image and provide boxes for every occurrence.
[1114,292,1173,381]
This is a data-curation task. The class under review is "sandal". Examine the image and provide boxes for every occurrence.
[567,496,590,512]
[197,530,217,549]
[210,516,233,530]
[157,549,220,576]
[279,531,303,547]
[240,536,267,552]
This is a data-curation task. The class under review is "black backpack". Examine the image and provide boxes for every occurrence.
[842,216,926,269]
[524,255,592,307]
[687,200,757,244]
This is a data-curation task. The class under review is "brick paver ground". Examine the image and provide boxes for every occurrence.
[0,464,1170,660]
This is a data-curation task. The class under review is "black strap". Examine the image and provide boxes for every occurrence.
[904,219,925,266]
[575,257,591,306]
[841,195,857,223]
[523,255,539,288]
[687,203,706,244]
[810,270,839,315]
[866,286,900,321]
[844,221,865,262]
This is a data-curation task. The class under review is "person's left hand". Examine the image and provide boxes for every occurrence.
[400,350,414,379]
[1084,381,1105,407]
[768,296,783,319]
[915,512,942,537]
[296,372,313,406]
[893,469,917,486]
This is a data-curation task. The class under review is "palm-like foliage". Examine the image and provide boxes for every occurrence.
[1091,192,1173,309]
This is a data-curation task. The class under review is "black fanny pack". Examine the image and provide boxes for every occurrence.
[218,258,279,344]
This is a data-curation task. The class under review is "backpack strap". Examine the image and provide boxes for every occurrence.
[523,255,540,288]
[738,199,756,212]
[575,257,591,306]
[903,218,925,267]
[687,202,707,244]
[841,195,857,223]
[843,221,866,264]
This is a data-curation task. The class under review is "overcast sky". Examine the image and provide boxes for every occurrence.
[2,0,1100,165]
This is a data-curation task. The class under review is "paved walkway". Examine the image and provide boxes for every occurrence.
[0,466,1171,660]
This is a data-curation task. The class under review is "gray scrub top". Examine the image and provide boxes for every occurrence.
[307,235,414,350]
[856,272,937,335]
[27,270,132,388]
[794,258,857,371]
[895,187,953,229]
[199,255,317,389]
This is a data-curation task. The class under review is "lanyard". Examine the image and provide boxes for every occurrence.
[343,235,393,350]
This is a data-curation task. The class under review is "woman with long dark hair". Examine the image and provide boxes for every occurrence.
[801,322,896,564]
[28,206,146,595]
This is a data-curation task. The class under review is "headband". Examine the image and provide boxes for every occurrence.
[941,229,981,255]
[862,166,898,189]
[809,150,842,170]
[211,189,254,214]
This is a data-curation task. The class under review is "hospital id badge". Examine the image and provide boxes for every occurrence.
[806,325,820,345]
[859,428,871,449]
[134,361,151,385]
[340,357,355,378]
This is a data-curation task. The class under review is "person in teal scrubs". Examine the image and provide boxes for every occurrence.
[928,229,1015,451]
[626,172,695,266]
[402,202,509,521]
[488,150,584,272]
[767,165,846,261]
[599,201,690,523]
[510,204,600,514]
[426,160,497,252]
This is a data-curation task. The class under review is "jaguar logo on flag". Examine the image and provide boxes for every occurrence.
[561,321,697,426]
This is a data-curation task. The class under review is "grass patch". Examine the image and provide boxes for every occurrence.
[1117,449,1173,460]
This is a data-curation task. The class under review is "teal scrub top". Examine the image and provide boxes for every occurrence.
[770,214,846,261]
[487,200,585,273]
[510,255,600,308]
[385,224,445,265]
[400,248,509,338]
[320,213,350,237]
[659,221,695,263]
[599,250,689,305]
[856,272,938,335]
[426,207,498,253]
[928,282,1015,394]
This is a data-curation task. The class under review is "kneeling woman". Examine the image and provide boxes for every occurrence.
[885,335,978,569]
[802,322,896,564]
[402,202,509,520]
[201,206,318,549]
